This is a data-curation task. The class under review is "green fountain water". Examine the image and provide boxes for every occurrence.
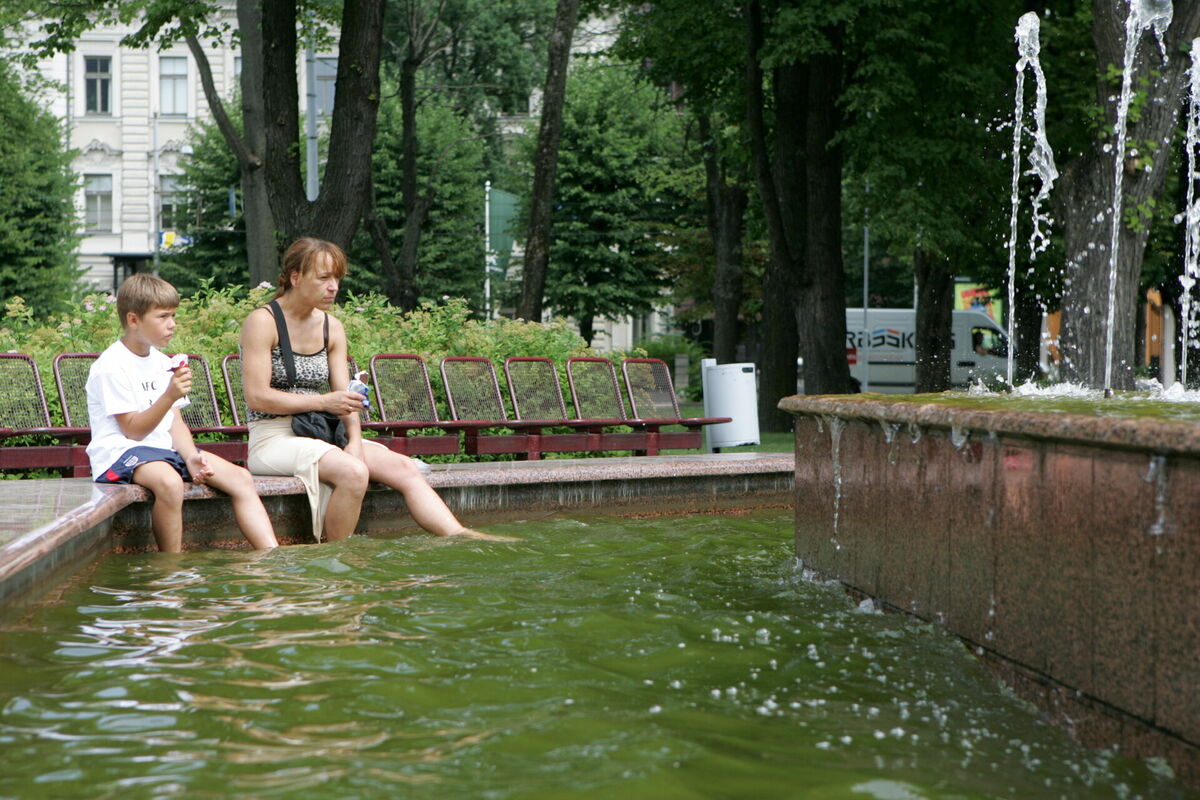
[0,512,1187,798]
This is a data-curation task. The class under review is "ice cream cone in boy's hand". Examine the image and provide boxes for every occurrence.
[168,353,189,372]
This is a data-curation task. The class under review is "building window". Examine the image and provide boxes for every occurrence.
[85,174,113,232]
[159,175,183,231]
[84,56,111,115]
[315,57,337,117]
[160,56,187,116]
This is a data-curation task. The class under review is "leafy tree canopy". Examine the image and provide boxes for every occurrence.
[0,58,80,315]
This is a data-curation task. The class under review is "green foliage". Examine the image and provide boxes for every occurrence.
[352,92,488,303]
[0,58,81,316]
[0,288,594,430]
[157,104,249,294]
[543,61,692,341]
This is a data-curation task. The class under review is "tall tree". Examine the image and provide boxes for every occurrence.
[841,1,1020,392]
[0,58,80,313]
[614,0,750,364]
[517,0,579,322]
[27,0,386,287]
[541,62,680,344]
[1055,1,1200,389]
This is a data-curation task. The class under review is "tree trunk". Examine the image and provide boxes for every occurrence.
[914,249,953,393]
[517,0,579,322]
[259,0,308,237]
[798,27,853,395]
[578,315,594,347]
[391,54,424,310]
[698,112,747,365]
[233,0,278,286]
[252,0,384,254]
[1013,276,1043,383]
[745,0,803,432]
[312,0,386,250]
[1057,1,1200,389]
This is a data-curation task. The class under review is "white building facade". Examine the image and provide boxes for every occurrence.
[30,12,334,292]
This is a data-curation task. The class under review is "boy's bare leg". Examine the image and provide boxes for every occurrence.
[203,453,279,550]
[132,461,186,552]
[316,449,369,541]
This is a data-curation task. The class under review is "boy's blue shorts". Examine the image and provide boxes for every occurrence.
[96,446,191,484]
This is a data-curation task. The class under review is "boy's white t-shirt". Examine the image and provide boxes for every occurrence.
[85,339,189,478]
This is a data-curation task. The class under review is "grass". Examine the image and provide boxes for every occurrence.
[668,403,794,454]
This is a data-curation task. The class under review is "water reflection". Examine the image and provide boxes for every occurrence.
[0,512,1190,799]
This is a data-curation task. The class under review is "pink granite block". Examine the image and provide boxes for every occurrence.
[1039,442,1096,695]
[805,419,841,573]
[878,422,927,615]
[886,426,952,621]
[830,419,870,588]
[793,418,832,566]
[1089,449,1157,721]
[992,441,1048,671]
[1153,454,1200,743]
[944,431,999,645]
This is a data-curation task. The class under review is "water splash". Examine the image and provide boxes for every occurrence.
[1104,0,1174,395]
[828,416,846,553]
[1006,12,1058,389]
[1180,37,1200,387]
[950,426,970,450]
[1143,454,1170,535]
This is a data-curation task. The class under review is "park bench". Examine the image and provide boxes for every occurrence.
[440,356,571,459]
[367,354,475,455]
[621,357,729,451]
[0,353,90,474]
[504,356,640,455]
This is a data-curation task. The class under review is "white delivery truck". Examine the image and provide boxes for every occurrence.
[845,308,1008,393]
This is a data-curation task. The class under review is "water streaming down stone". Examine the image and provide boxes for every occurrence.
[1104,0,1174,395]
[1179,37,1200,387]
[1006,12,1058,389]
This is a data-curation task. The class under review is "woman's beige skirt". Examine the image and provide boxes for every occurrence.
[247,416,340,542]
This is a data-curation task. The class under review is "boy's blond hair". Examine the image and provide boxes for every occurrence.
[117,273,180,327]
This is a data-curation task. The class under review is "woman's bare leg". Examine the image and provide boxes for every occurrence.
[362,446,466,535]
[317,449,370,541]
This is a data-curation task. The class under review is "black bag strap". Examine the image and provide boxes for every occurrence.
[267,300,297,387]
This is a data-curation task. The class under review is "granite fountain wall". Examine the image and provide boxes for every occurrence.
[779,395,1199,785]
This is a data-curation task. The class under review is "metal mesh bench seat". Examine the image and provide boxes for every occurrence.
[0,353,90,474]
[367,354,474,455]
[440,356,571,459]
[505,356,644,454]
[621,357,730,451]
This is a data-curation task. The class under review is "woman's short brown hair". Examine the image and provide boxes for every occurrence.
[276,237,348,296]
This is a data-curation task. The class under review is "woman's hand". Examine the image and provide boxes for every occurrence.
[321,390,364,417]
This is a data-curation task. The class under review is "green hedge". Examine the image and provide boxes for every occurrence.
[0,285,642,446]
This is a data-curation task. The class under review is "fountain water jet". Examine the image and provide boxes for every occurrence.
[1005,12,1057,389]
[1104,0,1174,395]
[1179,37,1200,387]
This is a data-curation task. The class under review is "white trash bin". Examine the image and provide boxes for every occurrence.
[700,359,760,452]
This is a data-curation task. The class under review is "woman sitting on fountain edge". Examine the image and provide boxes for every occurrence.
[239,236,510,543]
